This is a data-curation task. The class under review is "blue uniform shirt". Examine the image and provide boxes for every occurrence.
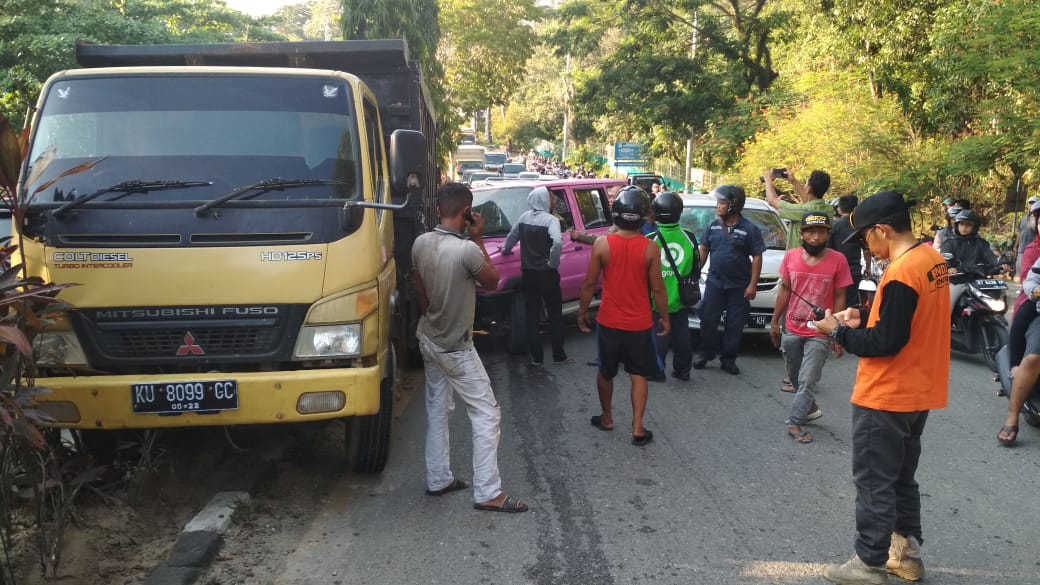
[699,215,766,289]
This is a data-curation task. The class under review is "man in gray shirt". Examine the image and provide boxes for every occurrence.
[412,182,528,513]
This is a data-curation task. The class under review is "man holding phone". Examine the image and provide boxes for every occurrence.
[764,168,834,250]
[412,182,528,513]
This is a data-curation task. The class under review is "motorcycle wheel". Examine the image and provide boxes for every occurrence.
[980,321,1009,374]
[1025,396,1040,429]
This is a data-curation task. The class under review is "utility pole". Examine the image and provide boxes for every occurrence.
[562,53,570,162]
[684,10,698,193]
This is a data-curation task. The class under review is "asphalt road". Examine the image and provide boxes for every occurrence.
[271,327,1040,585]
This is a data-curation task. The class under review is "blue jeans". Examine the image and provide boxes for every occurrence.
[852,406,929,567]
[698,280,750,362]
[782,334,830,425]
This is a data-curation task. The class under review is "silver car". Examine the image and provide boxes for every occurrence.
[680,194,788,334]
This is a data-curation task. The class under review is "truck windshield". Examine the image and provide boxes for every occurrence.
[25,74,361,204]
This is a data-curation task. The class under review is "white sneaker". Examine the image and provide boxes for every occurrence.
[887,533,924,581]
[823,553,888,584]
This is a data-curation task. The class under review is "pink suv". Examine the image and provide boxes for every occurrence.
[471,178,625,353]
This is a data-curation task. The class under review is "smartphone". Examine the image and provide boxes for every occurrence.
[773,168,788,179]
[464,209,475,223]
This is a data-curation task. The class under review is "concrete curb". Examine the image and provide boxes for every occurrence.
[143,440,286,585]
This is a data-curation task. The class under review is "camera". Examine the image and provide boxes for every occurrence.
[811,306,826,321]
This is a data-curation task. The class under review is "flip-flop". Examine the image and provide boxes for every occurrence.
[590,415,613,431]
[787,426,813,444]
[473,494,528,513]
[425,478,469,496]
[631,429,654,446]
[998,425,1019,447]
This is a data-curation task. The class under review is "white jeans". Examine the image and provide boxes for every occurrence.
[418,332,503,503]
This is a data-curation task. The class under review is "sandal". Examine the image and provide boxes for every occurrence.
[590,415,613,431]
[998,425,1019,447]
[473,494,528,513]
[631,429,654,446]
[787,426,813,444]
[425,478,469,496]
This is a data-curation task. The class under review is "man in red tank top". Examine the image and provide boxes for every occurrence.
[578,187,670,446]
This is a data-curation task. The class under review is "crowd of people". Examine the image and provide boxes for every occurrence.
[411,173,1040,583]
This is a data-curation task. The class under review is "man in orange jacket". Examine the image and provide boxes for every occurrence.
[814,191,950,584]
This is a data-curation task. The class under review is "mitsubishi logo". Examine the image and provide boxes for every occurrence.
[176,332,205,356]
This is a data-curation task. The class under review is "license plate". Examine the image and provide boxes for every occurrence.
[747,314,770,328]
[131,380,238,414]
[975,279,1007,289]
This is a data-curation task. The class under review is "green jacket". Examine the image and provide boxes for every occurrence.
[646,223,700,313]
[777,198,834,250]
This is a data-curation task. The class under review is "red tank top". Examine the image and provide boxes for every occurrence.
[597,234,654,331]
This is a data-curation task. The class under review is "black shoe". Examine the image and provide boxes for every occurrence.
[672,371,690,382]
[647,373,666,383]
[720,361,740,375]
[692,356,709,370]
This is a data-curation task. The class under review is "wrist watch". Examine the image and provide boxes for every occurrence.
[830,323,846,342]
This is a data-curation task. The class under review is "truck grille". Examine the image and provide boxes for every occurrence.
[98,327,280,357]
[70,305,307,369]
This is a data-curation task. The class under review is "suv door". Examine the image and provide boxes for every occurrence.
[552,184,615,301]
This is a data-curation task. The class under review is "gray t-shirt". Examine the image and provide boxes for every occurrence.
[413,226,485,351]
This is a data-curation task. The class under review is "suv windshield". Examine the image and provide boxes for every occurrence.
[680,205,788,250]
[471,185,535,237]
[25,74,360,203]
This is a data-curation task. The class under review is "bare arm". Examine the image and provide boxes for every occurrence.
[770,280,791,347]
[787,170,807,202]
[698,243,710,266]
[468,211,500,290]
[763,170,782,209]
[577,238,608,332]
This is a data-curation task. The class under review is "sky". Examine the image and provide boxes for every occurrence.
[223,0,295,16]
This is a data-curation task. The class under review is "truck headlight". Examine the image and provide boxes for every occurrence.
[294,324,361,358]
[34,332,88,366]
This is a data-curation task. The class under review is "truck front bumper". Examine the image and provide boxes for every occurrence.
[34,366,383,430]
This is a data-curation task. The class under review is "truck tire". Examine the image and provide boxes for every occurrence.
[505,293,526,355]
[345,345,395,473]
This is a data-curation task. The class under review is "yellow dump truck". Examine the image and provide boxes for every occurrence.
[16,40,438,472]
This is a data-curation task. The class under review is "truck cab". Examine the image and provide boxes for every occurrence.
[18,40,436,473]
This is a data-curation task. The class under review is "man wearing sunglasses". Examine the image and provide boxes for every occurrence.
[812,191,950,584]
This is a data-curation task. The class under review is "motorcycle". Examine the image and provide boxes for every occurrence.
[947,267,1009,373]
[994,345,1040,429]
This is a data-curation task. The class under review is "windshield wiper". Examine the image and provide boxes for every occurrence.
[52,179,213,218]
[193,178,351,217]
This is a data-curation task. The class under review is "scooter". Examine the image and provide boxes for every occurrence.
[994,345,1040,429]
[948,268,1009,373]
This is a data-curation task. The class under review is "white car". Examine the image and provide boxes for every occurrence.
[679,194,788,334]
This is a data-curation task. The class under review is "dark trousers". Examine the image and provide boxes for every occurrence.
[654,309,692,376]
[846,267,863,309]
[852,406,929,567]
[523,269,566,363]
[697,280,749,362]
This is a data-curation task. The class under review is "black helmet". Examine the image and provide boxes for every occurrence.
[712,184,746,215]
[954,209,981,226]
[612,186,650,229]
[651,191,683,224]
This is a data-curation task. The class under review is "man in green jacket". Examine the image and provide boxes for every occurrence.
[764,168,834,250]
[645,192,700,381]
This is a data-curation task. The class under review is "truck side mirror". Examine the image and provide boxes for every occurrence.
[389,129,427,204]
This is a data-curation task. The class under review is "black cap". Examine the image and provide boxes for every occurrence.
[842,191,910,245]
[801,211,831,230]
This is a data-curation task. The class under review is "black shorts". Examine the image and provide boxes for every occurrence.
[595,324,662,379]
